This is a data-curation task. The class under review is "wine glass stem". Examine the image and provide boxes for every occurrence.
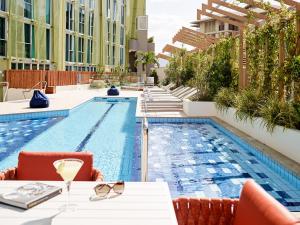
[66,181,71,209]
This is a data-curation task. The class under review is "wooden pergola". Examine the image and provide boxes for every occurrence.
[197,0,300,89]
[172,27,215,50]
[157,53,171,61]
[162,44,182,54]
[158,0,300,92]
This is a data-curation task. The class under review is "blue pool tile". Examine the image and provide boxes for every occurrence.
[147,118,300,211]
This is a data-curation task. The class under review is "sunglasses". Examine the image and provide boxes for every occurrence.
[94,181,125,198]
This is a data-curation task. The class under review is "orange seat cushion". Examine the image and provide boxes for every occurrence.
[234,180,299,225]
[17,152,94,181]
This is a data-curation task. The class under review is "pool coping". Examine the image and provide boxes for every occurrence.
[139,116,300,189]
[0,96,139,122]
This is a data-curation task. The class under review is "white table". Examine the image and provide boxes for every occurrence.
[0,181,178,225]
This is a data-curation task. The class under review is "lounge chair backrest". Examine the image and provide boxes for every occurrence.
[176,88,196,99]
[17,151,94,181]
[233,180,299,225]
[173,87,191,97]
[179,88,197,100]
[170,86,184,94]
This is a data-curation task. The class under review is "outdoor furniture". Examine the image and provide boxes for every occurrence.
[29,90,49,108]
[0,181,177,225]
[0,152,103,181]
[173,180,299,225]
[107,86,120,96]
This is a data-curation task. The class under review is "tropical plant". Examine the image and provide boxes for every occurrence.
[235,88,265,122]
[148,36,154,43]
[260,97,300,132]
[135,51,159,76]
[149,69,159,85]
[215,88,236,112]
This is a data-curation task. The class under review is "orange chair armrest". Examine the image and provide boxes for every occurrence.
[0,167,18,180]
[172,198,239,225]
[92,168,104,181]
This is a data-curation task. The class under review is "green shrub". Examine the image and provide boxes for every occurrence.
[161,77,170,86]
[90,80,106,89]
[235,88,264,121]
[215,88,236,112]
[149,70,159,85]
[260,98,300,132]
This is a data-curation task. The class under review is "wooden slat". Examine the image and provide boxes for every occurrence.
[210,0,267,20]
[200,5,245,28]
[205,3,260,25]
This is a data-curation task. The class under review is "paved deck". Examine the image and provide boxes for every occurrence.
[0,88,186,118]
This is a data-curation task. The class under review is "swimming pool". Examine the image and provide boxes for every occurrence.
[147,118,300,212]
[0,99,299,211]
[0,97,139,182]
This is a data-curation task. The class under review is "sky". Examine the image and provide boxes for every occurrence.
[146,0,205,65]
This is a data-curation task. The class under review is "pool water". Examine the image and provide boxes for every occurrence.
[0,98,139,182]
[147,121,300,211]
[1,99,299,211]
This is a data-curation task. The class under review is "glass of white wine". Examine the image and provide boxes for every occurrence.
[53,158,84,211]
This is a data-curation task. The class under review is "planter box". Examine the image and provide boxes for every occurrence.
[183,100,217,117]
[216,108,300,164]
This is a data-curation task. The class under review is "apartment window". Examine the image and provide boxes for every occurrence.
[219,22,224,31]
[24,23,34,58]
[112,45,115,65]
[112,22,116,43]
[107,20,110,41]
[205,21,215,33]
[18,63,23,70]
[24,0,33,19]
[121,4,125,25]
[120,47,124,65]
[80,0,85,5]
[89,0,95,9]
[120,26,124,46]
[11,63,17,69]
[46,0,51,24]
[113,0,117,21]
[66,1,74,30]
[106,0,110,18]
[66,33,75,62]
[229,24,238,31]
[0,17,6,56]
[87,39,93,63]
[88,11,94,36]
[0,0,6,11]
[24,63,30,70]
[79,8,85,34]
[106,44,110,64]
[32,63,37,70]
[78,37,84,63]
[46,28,50,60]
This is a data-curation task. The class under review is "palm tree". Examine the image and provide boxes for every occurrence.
[135,51,160,76]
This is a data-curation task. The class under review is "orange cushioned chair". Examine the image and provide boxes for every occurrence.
[173,179,300,225]
[0,151,103,181]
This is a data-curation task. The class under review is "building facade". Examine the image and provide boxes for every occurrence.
[191,18,239,38]
[0,0,147,72]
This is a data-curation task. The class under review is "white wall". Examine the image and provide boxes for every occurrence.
[217,108,300,164]
[183,100,217,117]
